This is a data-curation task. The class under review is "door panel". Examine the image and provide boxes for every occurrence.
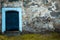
[6,11,19,31]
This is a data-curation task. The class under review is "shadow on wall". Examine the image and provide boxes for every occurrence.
[50,12,60,17]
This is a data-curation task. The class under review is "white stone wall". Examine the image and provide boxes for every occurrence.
[1,0,60,33]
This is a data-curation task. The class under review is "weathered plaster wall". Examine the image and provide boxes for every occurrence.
[22,0,60,33]
[0,0,60,33]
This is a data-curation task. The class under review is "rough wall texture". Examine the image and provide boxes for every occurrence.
[22,0,60,33]
[0,0,60,33]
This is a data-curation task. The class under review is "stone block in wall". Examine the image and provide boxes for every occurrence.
[53,19,60,32]
[0,0,5,2]
[0,3,1,8]
[0,0,1,1]
[0,3,1,13]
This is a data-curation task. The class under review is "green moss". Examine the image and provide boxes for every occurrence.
[0,32,60,40]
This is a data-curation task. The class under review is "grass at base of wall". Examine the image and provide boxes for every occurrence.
[0,32,60,40]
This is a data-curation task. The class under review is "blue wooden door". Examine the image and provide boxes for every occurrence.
[6,11,19,31]
[2,8,22,33]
